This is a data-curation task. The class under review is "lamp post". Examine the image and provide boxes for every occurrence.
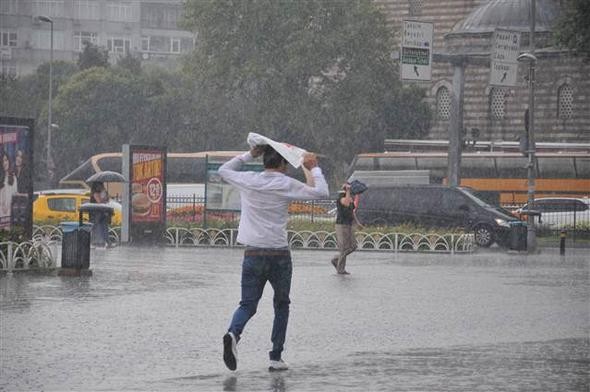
[517,51,537,253]
[36,15,54,185]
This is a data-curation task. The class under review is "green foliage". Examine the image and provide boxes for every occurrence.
[182,0,431,174]
[0,227,26,243]
[78,42,109,70]
[117,53,142,74]
[553,0,590,57]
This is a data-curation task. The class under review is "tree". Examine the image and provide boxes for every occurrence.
[182,0,431,179]
[78,42,109,70]
[554,0,590,57]
[51,66,197,181]
[117,52,142,74]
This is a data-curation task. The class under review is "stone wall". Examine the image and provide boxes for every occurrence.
[375,0,590,144]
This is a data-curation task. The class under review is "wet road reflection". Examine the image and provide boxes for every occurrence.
[1,247,588,391]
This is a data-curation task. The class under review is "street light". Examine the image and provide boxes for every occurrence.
[36,15,54,185]
[517,51,537,253]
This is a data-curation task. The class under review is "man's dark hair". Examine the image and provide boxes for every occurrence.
[262,145,287,169]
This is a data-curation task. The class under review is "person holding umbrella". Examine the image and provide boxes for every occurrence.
[85,171,125,248]
[330,180,367,274]
[89,181,111,248]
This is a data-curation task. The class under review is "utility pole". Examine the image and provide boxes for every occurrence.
[448,57,465,187]
[525,0,537,253]
[37,15,55,186]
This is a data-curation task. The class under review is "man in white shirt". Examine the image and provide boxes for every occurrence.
[219,144,329,372]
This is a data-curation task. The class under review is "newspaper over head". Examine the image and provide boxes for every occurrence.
[247,132,307,168]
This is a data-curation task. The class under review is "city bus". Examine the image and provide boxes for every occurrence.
[348,151,590,206]
[58,151,244,198]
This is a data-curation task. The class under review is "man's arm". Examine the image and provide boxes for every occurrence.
[218,150,254,187]
[287,153,329,199]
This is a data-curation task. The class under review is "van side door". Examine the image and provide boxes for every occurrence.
[438,189,471,228]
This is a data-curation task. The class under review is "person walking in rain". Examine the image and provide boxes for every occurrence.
[218,143,329,372]
[89,182,110,248]
[330,182,361,274]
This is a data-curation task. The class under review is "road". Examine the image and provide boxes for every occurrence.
[1,247,588,391]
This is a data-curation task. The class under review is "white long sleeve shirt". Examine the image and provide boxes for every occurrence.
[218,152,329,248]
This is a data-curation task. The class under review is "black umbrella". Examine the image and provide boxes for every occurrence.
[86,171,126,184]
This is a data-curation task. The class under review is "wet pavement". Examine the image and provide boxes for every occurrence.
[1,246,588,391]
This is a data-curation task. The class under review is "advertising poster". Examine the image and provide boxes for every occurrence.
[0,117,34,239]
[130,149,165,223]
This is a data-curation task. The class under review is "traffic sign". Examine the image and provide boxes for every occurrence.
[401,20,433,82]
[490,29,521,87]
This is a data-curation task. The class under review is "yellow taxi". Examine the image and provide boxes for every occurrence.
[33,189,122,225]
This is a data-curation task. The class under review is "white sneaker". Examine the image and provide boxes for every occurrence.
[223,332,238,371]
[268,359,289,372]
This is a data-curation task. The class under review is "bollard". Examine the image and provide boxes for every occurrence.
[560,228,566,256]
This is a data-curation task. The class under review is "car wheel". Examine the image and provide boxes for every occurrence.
[474,224,494,247]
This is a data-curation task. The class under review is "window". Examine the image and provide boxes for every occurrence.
[107,37,131,54]
[47,197,76,212]
[1,63,17,77]
[32,0,65,18]
[0,0,19,14]
[489,87,507,120]
[73,31,98,52]
[107,2,135,22]
[141,3,183,29]
[170,38,181,54]
[74,0,100,20]
[1,31,17,47]
[436,86,450,121]
[557,83,573,119]
[408,0,424,16]
[32,30,65,50]
[141,36,150,51]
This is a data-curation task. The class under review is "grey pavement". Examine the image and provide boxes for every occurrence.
[1,246,588,391]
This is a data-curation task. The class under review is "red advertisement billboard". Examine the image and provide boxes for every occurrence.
[130,149,165,223]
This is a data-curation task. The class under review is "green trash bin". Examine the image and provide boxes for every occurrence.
[509,221,527,251]
[60,221,93,269]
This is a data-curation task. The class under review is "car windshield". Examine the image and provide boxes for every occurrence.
[459,188,491,208]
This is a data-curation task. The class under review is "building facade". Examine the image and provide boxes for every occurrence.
[375,0,590,144]
[0,0,194,76]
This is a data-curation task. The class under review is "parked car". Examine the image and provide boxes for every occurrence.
[33,189,122,225]
[355,185,523,247]
[513,197,590,229]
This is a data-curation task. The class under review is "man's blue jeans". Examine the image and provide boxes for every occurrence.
[228,249,292,361]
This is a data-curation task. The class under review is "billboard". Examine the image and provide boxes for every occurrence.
[0,117,34,239]
[124,145,167,243]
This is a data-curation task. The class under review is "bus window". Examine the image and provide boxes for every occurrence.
[95,156,122,173]
[537,157,576,179]
[461,157,496,178]
[416,157,446,180]
[378,156,416,170]
[496,156,528,178]
[574,157,590,179]
[167,157,206,183]
[354,156,376,171]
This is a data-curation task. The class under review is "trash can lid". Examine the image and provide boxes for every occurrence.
[60,221,93,232]
[79,203,114,213]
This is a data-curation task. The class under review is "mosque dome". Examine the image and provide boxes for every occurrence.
[451,0,560,35]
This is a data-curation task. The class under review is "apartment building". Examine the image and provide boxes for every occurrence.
[0,0,195,76]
